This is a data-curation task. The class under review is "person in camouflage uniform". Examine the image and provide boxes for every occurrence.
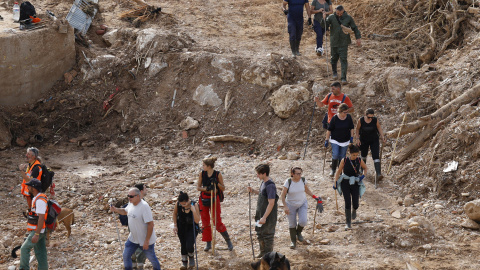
[325,5,361,84]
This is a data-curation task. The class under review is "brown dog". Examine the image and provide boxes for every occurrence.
[251,252,290,270]
[46,207,75,241]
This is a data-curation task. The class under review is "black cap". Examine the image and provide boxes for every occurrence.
[25,179,42,191]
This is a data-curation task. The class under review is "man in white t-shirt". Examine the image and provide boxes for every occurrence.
[111,188,161,270]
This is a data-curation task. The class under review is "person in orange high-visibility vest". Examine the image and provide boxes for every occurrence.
[19,147,43,211]
[20,179,48,270]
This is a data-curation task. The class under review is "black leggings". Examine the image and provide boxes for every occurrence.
[341,180,359,210]
[178,224,198,255]
[360,139,380,161]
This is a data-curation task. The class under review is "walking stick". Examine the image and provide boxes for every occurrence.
[248,183,255,259]
[387,114,407,175]
[376,141,385,189]
[323,17,329,74]
[312,207,317,235]
[111,205,124,255]
[322,146,327,175]
[192,213,199,270]
[210,189,215,256]
[334,188,339,211]
[303,102,316,160]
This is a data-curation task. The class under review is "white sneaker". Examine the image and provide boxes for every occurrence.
[315,47,324,56]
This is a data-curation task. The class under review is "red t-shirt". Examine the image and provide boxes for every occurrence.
[322,93,353,123]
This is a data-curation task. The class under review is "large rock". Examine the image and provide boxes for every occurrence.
[211,57,235,83]
[241,65,282,88]
[0,120,12,149]
[405,88,422,110]
[385,67,420,99]
[464,199,480,222]
[461,219,480,230]
[193,84,222,107]
[179,116,199,130]
[269,83,310,119]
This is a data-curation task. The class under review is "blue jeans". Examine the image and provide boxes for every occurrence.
[331,143,348,160]
[123,239,161,270]
[313,20,325,49]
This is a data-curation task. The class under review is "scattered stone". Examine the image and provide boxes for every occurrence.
[287,152,300,160]
[211,57,235,83]
[464,199,480,222]
[408,221,420,228]
[434,204,444,209]
[16,137,27,147]
[461,219,480,230]
[397,197,403,206]
[278,155,287,160]
[391,210,402,219]
[461,192,470,197]
[404,196,415,207]
[319,239,330,245]
[193,84,222,107]
[268,82,310,119]
[179,116,199,130]
[327,225,339,232]
[407,216,435,235]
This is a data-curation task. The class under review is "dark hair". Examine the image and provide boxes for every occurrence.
[255,164,270,176]
[366,108,375,115]
[338,103,349,113]
[135,183,145,191]
[336,5,344,11]
[203,156,217,168]
[349,144,360,153]
[331,82,341,88]
[290,167,302,177]
[178,191,189,202]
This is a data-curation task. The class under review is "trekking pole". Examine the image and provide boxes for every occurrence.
[248,183,255,259]
[387,114,407,175]
[212,188,216,256]
[376,141,385,189]
[312,206,317,235]
[192,215,199,270]
[111,205,124,255]
[303,102,316,160]
[322,146,328,175]
[334,187,339,211]
[323,17,329,74]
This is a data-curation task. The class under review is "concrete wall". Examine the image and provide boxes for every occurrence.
[0,25,75,106]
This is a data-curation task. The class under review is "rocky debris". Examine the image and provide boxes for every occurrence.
[404,196,415,207]
[148,58,168,77]
[179,116,199,130]
[193,84,222,107]
[136,28,194,54]
[461,219,480,230]
[241,65,282,88]
[269,83,310,119]
[385,67,422,99]
[407,216,435,236]
[405,88,422,110]
[464,199,480,222]
[211,57,235,83]
[287,152,300,160]
[391,210,402,219]
[0,120,12,150]
[319,239,330,245]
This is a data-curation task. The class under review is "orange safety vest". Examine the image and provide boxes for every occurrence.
[21,160,42,196]
[27,193,48,231]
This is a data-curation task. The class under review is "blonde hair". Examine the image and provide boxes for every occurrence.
[203,156,217,168]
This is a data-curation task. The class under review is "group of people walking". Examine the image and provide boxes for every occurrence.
[283,1,361,83]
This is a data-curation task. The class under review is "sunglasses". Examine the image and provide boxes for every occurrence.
[127,195,138,198]
[367,116,374,119]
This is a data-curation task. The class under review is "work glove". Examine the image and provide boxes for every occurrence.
[283,9,288,15]
[358,175,365,181]
[313,195,324,213]
[324,140,329,148]
[350,137,354,143]
[206,185,214,192]
[307,18,312,25]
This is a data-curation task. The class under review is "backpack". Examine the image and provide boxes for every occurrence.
[35,164,55,193]
[322,93,347,129]
[45,199,62,231]
[203,171,224,203]
[20,1,36,21]
[286,177,305,193]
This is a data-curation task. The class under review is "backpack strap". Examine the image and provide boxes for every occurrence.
[287,177,306,194]
[341,94,347,103]
[326,93,332,104]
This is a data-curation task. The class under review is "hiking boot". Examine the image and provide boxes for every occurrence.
[220,231,234,251]
[352,208,357,220]
[289,228,297,249]
[188,253,195,269]
[204,241,211,252]
[295,39,302,56]
[256,240,265,258]
[374,162,383,182]
[341,79,348,85]
[332,70,338,79]
[296,225,305,242]
[180,255,188,270]
[345,208,352,230]
[330,159,338,177]
[289,40,296,58]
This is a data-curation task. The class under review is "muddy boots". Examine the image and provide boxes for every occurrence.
[352,208,357,220]
[359,157,366,174]
[296,225,305,242]
[188,253,195,269]
[180,255,188,270]
[330,159,339,177]
[295,39,302,56]
[256,240,265,258]
[220,231,234,251]
[289,228,297,249]
[345,208,352,230]
[332,63,338,79]
[374,161,383,182]
[290,39,296,58]
[204,241,212,252]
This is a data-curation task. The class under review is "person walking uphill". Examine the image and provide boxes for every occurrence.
[110,188,161,270]
[19,147,43,211]
[310,0,333,55]
[20,179,48,270]
[355,108,387,182]
[314,81,354,129]
[325,5,361,84]
[333,144,367,230]
[325,103,355,177]
[247,164,278,258]
[196,156,233,252]
[280,167,323,249]
[173,191,200,270]
[283,0,311,58]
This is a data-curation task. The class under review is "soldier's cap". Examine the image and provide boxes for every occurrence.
[25,179,42,191]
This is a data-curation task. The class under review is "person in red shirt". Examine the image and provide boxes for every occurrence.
[314,82,354,127]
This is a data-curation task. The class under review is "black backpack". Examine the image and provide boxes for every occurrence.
[35,164,54,192]
[20,1,36,21]
[322,93,347,129]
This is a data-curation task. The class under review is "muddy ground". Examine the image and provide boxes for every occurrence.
[1,0,480,269]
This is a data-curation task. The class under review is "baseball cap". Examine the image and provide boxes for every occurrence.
[25,179,42,191]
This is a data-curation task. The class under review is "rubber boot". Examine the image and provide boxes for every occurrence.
[359,157,366,174]
[180,255,188,270]
[204,241,211,252]
[289,228,297,249]
[289,39,296,58]
[220,231,234,251]
[330,159,338,177]
[296,225,305,242]
[256,240,265,258]
[264,238,274,254]
[374,161,383,182]
[345,208,352,230]
[332,63,338,79]
[188,253,195,269]
[295,39,302,56]
[352,208,357,220]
